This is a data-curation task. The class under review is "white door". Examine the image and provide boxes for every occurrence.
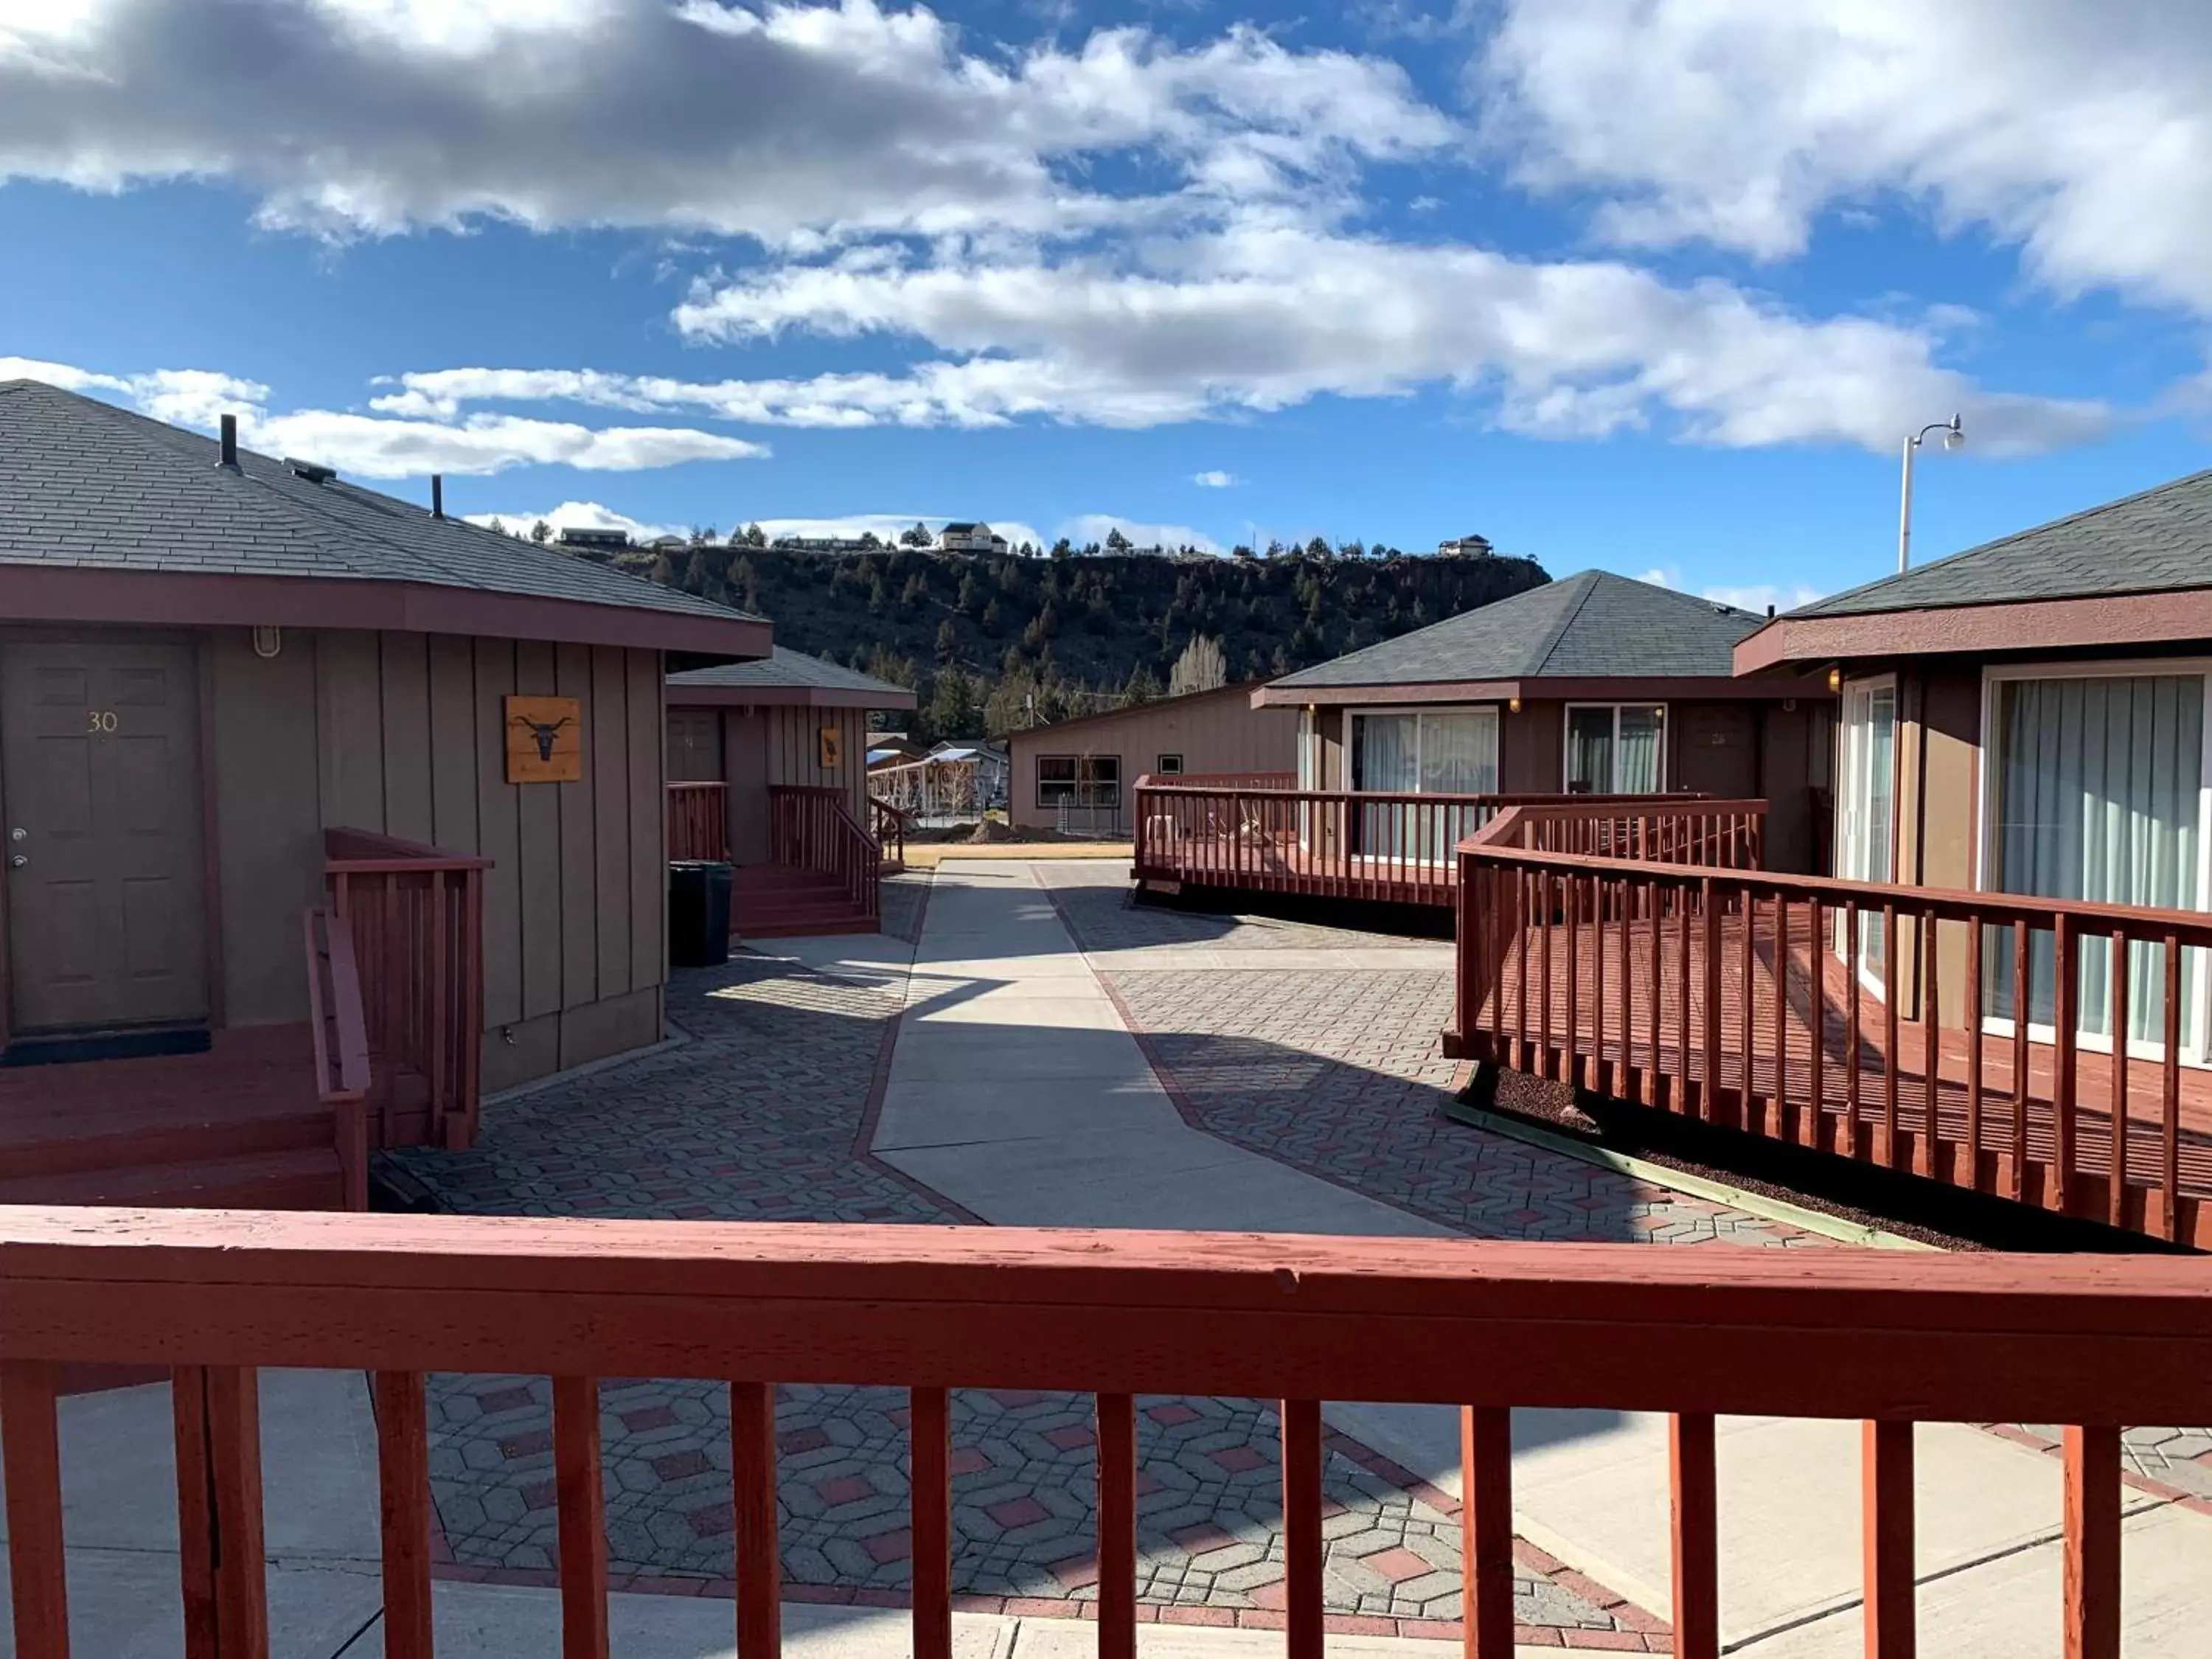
[1835,681,1896,987]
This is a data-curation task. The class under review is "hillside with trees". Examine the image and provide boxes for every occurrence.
[594,531,1549,740]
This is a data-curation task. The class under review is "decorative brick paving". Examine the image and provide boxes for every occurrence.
[1034,867,1813,1248]
[1041,874,1437,956]
[2014,1423,2212,1506]
[387,942,1657,1638]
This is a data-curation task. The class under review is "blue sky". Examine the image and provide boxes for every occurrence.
[4,0,2210,608]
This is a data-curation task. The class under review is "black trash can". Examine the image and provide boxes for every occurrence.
[668,859,734,967]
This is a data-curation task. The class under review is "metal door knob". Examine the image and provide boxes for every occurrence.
[7,855,24,868]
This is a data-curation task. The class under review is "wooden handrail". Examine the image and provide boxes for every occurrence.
[0,1209,2203,1659]
[324,828,487,1153]
[1452,801,2212,1247]
[869,795,908,872]
[667,781,730,863]
[769,785,881,923]
[302,910,371,1213]
[1131,785,1714,908]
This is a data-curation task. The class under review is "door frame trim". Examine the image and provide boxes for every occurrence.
[0,626,226,1051]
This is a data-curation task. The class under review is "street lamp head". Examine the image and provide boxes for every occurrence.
[1942,413,1965,451]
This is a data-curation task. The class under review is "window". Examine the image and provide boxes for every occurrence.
[1980,665,2209,1054]
[1564,704,1664,794]
[1036,755,1079,809]
[1349,706,1501,863]
[1037,754,1120,809]
[1156,754,1184,776]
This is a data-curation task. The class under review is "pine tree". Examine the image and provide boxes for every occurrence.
[529,519,552,543]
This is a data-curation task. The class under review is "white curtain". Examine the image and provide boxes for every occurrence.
[1565,707,1611,793]
[1986,675,2202,1045]
[1352,709,1498,861]
[1419,711,1500,857]
[1615,706,1663,794]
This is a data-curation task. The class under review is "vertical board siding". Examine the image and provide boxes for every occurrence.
[316,630,386,831]
[514,641,563,1022]
[426,636,480,856]
[591,648,634,999]
[209,630,323,1024]
[378,633,435,845]
[473,639,524,1032]
[556,643,599,1012]
[627,649,664,995]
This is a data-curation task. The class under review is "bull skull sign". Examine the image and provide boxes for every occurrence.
[504,695,584,783]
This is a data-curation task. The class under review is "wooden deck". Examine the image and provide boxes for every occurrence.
[0,1024,346,1208]
[1458,905,2212,1246]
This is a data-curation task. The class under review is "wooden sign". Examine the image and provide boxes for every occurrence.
[818,726,844,769]
[505,695,582,784]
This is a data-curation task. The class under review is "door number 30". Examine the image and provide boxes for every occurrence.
[86,710,118,734]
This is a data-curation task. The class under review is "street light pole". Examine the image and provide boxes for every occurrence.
[1897,413,1964,574]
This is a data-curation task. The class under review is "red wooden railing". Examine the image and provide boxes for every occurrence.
[770,785,881,925]
[1,1210,2205,1659]
[300,909,371,1212]
[1169,769,1298,790]
[1132,784,1717,908]
[667,781,730,863]
[1453,801,2212,1248]
[324,830,490,1153]
[871,794,908,872]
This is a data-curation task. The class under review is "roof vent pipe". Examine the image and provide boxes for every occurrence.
[218,414,238,470]
[431,474,444,519]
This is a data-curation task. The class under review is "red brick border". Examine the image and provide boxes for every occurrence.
[1978,1422,2212,1520]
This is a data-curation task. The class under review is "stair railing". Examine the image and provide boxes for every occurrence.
[768,785,883,925]
[302,908,372,1212]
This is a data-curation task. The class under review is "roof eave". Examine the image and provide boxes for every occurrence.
[665,682,919,711]
[0,563,772,658]
[1739,588,2212,670]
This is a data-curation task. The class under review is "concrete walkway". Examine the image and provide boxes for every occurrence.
[863,860,2212,1658]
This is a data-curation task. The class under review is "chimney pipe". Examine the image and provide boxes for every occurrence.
[431,474,444,519]
[218,414,238,469]
[1766,603,1775,617]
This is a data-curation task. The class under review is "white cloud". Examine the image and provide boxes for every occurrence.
[669,226,2110,454]
[1058,515,1220,554]
[1704,582,1827,615]
[0,0,1451,243]
[463,499,687,543]
[2,355,767,477]
[1192,469,1237,487]
[1481,0,2212,315]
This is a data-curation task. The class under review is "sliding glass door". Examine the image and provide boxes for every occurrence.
[1981,669,2208,1053]
[1835,680,1897,985]
[1351,707,1500,862]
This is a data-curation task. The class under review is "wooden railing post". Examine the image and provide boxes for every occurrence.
[2,1360,69,1659]
[174,1366,269,1659]
[2062,1425,2121,1659]
[1669,1412,1719,1659]
[1862,1421,1914,1659]
[375,1371,436,1659]
[1460,1405,1514,1659]
[1097,1394,1138,1659]
[1281,1399,1325,1659]
[731,1381,783,1659]
[553,1375,610,1659]
[908,1387,951,1659]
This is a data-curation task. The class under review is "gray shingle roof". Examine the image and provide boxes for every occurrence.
[0,378,764,627]
[668,646,913,700]
[1271,571,1764,689]
[1796,467,2212,617]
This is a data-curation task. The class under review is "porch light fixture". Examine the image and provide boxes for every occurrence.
[1897,413,1964,573]
[1509,696,1522,714]
[251,625,282,659]
[1828,667,1842,692]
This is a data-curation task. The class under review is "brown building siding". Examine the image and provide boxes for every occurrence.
[206,626,667,1092]
[662,703,874,865]
[1008,689,1298,832]
[1292,693,1829,872]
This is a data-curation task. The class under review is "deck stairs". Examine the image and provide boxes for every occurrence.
[731,861,880,939]
[0,1024,345,1210]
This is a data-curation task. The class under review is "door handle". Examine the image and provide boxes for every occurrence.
[7,855,24,869]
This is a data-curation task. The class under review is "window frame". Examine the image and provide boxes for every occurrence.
[1155,754,1184,776]
[1974,655,2212,1063]
[1034,754,1080,810]
[1560,702,1669,795]
[1346,703,1503,796]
